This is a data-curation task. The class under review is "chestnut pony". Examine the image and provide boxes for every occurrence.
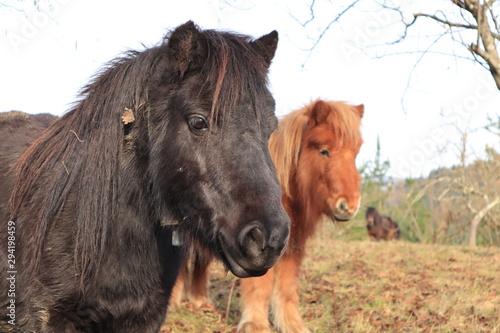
[172,100,364,333]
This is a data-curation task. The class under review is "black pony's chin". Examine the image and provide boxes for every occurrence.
[217,235,268,278]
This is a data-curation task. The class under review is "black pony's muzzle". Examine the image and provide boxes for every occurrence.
[218,218,290,278]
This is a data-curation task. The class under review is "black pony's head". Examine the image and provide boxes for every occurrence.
[143,22,289,277]
[8,22,290,282]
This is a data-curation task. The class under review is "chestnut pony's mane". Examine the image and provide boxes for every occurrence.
[269,100,363,198]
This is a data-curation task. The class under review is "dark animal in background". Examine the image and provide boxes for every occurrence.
[171,100,365,333]
[0,21,290,332]
[0,111,58,220]
[366,207,401,240]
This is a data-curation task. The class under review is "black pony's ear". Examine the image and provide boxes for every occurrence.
[251,30,278,67]
[165,21,207,80]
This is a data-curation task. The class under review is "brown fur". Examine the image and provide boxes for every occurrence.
[366,207,401,241]
[0,111,57,222]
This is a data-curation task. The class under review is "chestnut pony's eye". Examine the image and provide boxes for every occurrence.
[319,148,330,157]
[188,115,208,132]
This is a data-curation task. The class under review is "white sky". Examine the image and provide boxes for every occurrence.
[1,0,499,179]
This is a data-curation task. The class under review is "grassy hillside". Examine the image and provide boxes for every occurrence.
[161,222,500,332]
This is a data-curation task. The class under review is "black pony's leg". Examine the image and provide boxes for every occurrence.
[43,303,100,333]
[45,300,170,333]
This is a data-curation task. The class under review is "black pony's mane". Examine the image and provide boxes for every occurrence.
[9,25,271,283]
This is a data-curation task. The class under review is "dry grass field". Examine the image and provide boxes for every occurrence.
[161,223,500,332]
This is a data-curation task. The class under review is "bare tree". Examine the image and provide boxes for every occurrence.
[286,1,499,89]
[433,128,500,246]
[467,195,500,245]
[385,0,500,89]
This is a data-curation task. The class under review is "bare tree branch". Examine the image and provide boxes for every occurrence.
[399,33,447,112]
[286,0,500,88]
[296,0,362,67]
[0,2,23,12]
[398,0,500,89]
[287,0,317,27]
[305,1,360,51]
[451,0,466,9]
[465,0,500,88]
[468,196,500,246]
[412,13,480,31]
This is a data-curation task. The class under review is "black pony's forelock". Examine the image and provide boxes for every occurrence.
[194,29,270,127]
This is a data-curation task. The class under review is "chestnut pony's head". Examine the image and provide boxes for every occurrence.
[269,100,364,223]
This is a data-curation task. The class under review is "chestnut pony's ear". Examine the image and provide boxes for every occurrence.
[355,104,364,118]
[165,21,207,80]
[310,100,330,125]
[251,30,279,68]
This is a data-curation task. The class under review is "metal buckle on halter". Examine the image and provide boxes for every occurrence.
[162,219,183,247]
[171,228,183,247]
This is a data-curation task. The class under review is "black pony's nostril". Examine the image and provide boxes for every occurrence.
[238,223,265,259]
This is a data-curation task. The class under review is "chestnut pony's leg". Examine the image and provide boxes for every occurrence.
[271,254,310,333]
[237,268,275,333]
[187,254,213,308]
[170,257,187,309]
[171,246,213,309]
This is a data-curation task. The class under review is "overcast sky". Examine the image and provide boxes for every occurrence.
[1,0,499,179]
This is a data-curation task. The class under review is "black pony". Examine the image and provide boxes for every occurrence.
[0,21,290,332]
[366,207,400,240]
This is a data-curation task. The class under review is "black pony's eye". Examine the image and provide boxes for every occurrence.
[319,148,330,157]
[188,115,208,132]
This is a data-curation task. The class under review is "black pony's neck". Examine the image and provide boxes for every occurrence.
[9,45,165,283]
